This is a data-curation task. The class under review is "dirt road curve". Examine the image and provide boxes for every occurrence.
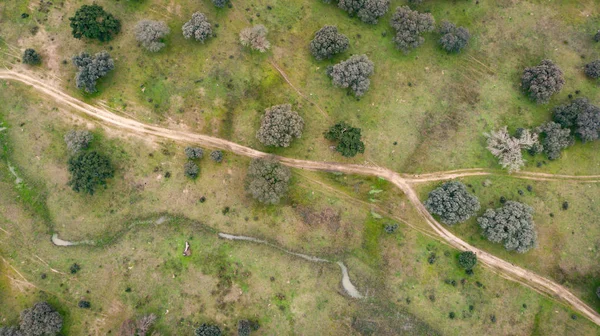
[2,70,599,326]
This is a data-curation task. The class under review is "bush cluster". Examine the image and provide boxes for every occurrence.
[458,251,477,270]
[324,121,365,157]
[72,51,114,93]
[390,6,435,53]
[328,55,374,97]
[22,48,41,65]
[310,26,349,61]
[521,59,564,104]
[439,21,470,53]
[553,98,600,143]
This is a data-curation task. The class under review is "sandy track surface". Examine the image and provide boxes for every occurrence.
[2,70,599,326]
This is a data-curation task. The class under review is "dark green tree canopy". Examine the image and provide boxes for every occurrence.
[534,122,574,160]
[424,181,480,225]
[256,104,304,147]
[310,26,349,61]
[67,151,115,195]
[390,6,435,53]
[328,54,374,97]
[19,302,63,336]
[458,251,477,270]
[72,51,114,93]
[324,122,365,157]
[237,320,251,336]
[245,158,291,204]
[439,21,470,53]
[195,324,221,336]
[212,0,230,8]
[584,60,600,79]
[552,98,600,142]
[521,59,564,104]
[22,48,41,65]
[477,201,537,253]
[69,4,121,42]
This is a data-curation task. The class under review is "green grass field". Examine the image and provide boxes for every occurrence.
[1,0,600,334]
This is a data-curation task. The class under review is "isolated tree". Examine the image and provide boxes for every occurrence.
[439,21,470,53]
[390,6,435,53]
[182,12,213,43]
[240,25,270,52]
[135,20,169,52]
[185,146,204,159]
[424,181,480,225]
[458,251,477,270]
[256,104,304,147]
[212,0,229,8]
[210,150,223,163]
[19,302,63,336]
[0,327,22,336]
[64,130,93,153]
[310,26,349,61]
[22,48,41,65]
[184,161,200,178]
[521,59,564,104]
[324,121,365,157]
[237,320,251,336]
[477,201,537,253]
[535,122,574,160]
[77,300,91,308]
[328,55,374,97]
[485,126,538,172]
[584,60,600,79]
[67,151,114,195]
[69,4,121,42]
[72,51,115,93]
[195,324,221,336]
[245,157,291,204]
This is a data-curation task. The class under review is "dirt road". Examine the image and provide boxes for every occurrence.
[2,70,599,326]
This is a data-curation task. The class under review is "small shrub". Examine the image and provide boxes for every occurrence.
[240,25,270,52]
[184,161,200,179]
[185,146,204,159]
[135,20,170,52]
[210,150,223,162]
[256,104,304,147]
[584,60,600,79]
[64,130,93,153]
[22,48,41,65]
[182,12,213,43]
[439,21,470,53]
[68,151,114,195]
[70,263,81,274]
[212,0,229,8]
[521,60,564,104]
[562,201,569,210]
[384,223,398,233]
[310,26,349,61]
[594,30,600,42]
[328,54,374,97]
[69,4,121,42]
[449,312,455,319]
[78,300,91,308]
[324,122,365,157]
[458,251,477,270]
[195,323,221,336]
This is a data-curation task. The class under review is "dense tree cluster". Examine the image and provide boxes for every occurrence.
[458,251,477,270]
[521,59,564,104]
[182,12,213,43]
[22,48,41,65]
[324,121,365,157]
[584,60,600,79]
[67,151,115,195]
[19,302,63,336]
[245,158,291,204]
[485,126,538,172]
[338,0,390,24]
[240,25,270,52]
[64,129,93,153]
[135,20,170,52]
[185,146,204,159]
[328,54,374,97]
[439,21,470,53]
[535,122,574,160]
[477,201,537,253]
[72,51,115,93]
[212,0,230,8]
[184,161,200,178]
[210,150,223,162]
[390,6,435,53]
[553,98,600,142]
[424,181,480,225]
[310,26,349,61]
[69,4,121,42]
[195,324,221,336]
[256,104,304,147]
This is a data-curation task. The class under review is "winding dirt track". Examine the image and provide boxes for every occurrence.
[2,70,599,326]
